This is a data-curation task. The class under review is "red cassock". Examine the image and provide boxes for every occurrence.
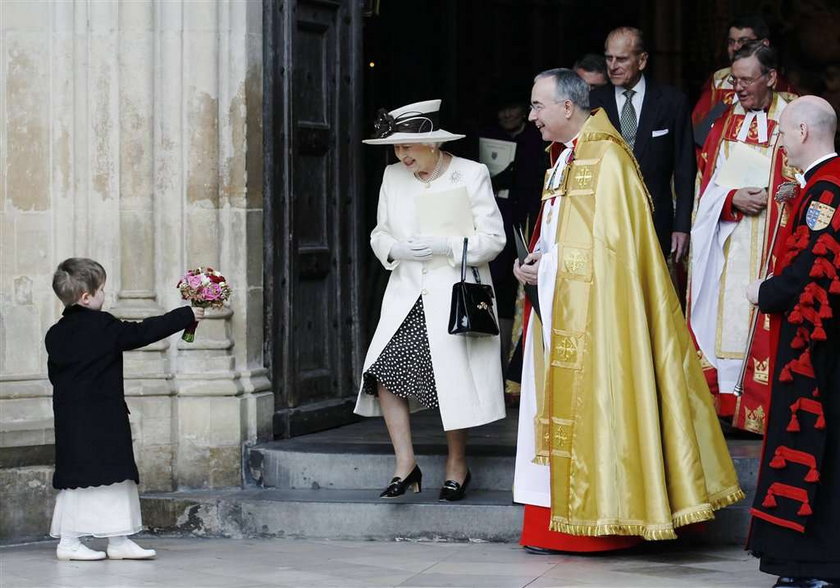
[687,93,797,432]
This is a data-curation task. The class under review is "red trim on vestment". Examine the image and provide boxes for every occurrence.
[715,391,737,418]
[720,190,744,222]
[750,508,806,533]
[763,482,812,517]
[519,505,642,552]
[768,446,819,483]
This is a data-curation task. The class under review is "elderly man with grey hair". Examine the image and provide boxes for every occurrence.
[511,68,743,554]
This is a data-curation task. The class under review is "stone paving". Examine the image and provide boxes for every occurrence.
[0,536,773,587]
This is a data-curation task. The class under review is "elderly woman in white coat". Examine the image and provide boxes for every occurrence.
[357,99,506,501]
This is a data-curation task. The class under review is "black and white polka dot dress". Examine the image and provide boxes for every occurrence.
[363,296,439,409]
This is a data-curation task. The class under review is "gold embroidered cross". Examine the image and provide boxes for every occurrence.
[564,251,586,273]
[555,336,578,362]
[574,167,593,188]
[553,425,569,446]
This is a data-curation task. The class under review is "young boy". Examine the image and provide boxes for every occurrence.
[46,258,204,561]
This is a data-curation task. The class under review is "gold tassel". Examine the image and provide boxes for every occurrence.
[672,506,715,529]
[547,487,747,541]
[708,487,746,511]
[548,519,678,541]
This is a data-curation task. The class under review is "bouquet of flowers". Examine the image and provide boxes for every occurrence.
[176,267,232,342]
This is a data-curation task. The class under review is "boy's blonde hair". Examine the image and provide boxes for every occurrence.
[52,258,107,306]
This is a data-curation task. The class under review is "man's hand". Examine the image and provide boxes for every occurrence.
[732,187,768,216]
[671,232,689,263]
[513,252,542,285]
[191,307,206,321]
[746,279,763,305]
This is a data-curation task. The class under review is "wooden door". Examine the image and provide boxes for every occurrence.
[264,0,363,437]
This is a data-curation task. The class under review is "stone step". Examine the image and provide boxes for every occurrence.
[140,487,753,545]
[248,443,760,494]
[248,442,515,491]
[246,413,762,496]
[143,414,762,545]
[142,488,523,543]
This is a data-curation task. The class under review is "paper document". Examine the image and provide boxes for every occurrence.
[416,187,475,269]
[715,142,773,189]
[478,137,516,177]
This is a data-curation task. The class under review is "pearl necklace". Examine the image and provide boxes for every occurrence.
[414,152,447,189]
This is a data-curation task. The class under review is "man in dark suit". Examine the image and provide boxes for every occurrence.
[589,26,696,262]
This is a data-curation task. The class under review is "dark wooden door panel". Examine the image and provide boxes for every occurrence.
[265,0,362,438]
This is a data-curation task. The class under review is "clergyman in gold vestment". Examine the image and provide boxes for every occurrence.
[512,68,744,549]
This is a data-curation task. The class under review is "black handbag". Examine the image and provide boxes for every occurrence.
[448,238,500,337]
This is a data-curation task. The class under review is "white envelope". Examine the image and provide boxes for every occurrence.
[416,187,475,269]
[478,137,517,177]
[715,142,772,189]
[652,129,669,137]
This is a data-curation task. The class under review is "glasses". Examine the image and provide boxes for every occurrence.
[727,72,769,88]
[727,36,757,46]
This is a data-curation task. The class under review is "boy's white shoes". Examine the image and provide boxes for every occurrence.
[106,538,156,560]
[56,543,107,561]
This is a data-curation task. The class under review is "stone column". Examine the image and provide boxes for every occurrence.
[1,2,271,539]
[108,0,180,492]
[166,0,271,489]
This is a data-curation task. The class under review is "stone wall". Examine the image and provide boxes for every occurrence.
[0,0,271,542]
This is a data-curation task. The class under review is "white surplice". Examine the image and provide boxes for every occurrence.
[513,145,572,507]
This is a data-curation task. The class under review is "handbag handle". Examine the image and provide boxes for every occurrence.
[460,237,482,284]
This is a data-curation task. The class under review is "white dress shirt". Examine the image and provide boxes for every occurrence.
[614,74,646,125]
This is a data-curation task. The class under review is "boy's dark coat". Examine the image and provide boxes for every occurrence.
[46,305,194,489]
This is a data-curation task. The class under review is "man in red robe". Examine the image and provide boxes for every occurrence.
[688,41,798,433]
[745,95,840,588]
[693,15,797,150]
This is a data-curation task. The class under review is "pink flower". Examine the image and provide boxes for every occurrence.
[178,266,230,308]
[204,283,223,300]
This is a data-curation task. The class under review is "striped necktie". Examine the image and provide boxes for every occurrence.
[620,89,637,148]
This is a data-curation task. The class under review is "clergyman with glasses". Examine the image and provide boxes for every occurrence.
[687,41,799,435]
[511,68,743,554]
[691,15,797,142]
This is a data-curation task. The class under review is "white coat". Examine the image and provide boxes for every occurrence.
[354,156,507,431]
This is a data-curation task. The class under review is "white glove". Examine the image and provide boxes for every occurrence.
[745,279,763,305]
[389,240,432,261]
[411,236,451,257]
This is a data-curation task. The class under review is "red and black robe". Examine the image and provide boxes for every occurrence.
[748,155,840,579]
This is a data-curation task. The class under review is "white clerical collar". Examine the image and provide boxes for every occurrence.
[736,109,769,144]
[547,136,579,190]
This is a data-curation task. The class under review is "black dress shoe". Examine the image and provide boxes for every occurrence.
[379,465,422,498]
[439,469,471,501]
[523,545,564,555]
[774,578,839,588]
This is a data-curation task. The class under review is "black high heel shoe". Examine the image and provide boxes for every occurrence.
[379,465,422,498]
[439,469,471,501]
